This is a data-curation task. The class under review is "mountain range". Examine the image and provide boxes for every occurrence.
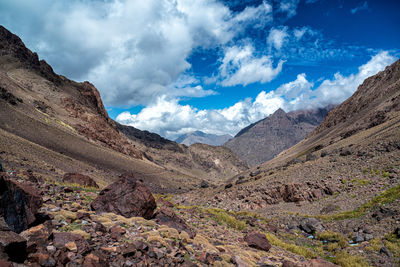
[224,106,334,166]
[0,25,399,267]
[175,131,232,146]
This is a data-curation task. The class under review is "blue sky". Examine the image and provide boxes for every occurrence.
[0,0,399,139]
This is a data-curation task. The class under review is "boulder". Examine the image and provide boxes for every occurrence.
[154,206,196,238]
[299,218,323,234]
[0,173,43,233]
[53,232,90,255]
[0,217,27,263]
[90,174,156,219]
[20,222,53,253]
[62,173,99,188]
[243,232,271,252]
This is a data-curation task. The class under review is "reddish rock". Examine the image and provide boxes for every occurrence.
[154,206,196,238]
[282,260,299,267]
[20,222,53,254]
[53,232,90,255]
[83,252,107,267]
[281,183,303,203]
[90,174,156,219]
[62,173,99,188]
[244,232,271,252]
[304,258,339,267]
[0,173,43,233]
[29,252,56,267]
[110,225,126,241]
[0,259,13,267]
[0,217,27,263]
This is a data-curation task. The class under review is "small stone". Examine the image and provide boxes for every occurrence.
[364,234,373,241]
[225,183,232,189]
[200,180,209,188]
[354,233,364,243]
[380,246,391,257]
[47,245,57,254]
[65,241,78,252]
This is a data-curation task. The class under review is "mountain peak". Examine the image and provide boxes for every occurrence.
[224,106,333,166]
[272,108,286,116]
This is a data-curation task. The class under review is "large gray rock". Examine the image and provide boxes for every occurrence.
[299,218,324,234]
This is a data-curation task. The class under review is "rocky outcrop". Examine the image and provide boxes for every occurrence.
[0,26,61,85]
[63,173,99,188]
[0,174,43,233]
[154,206,196,238]
[244,232,271,252]
[90,174,156,219]
[0,217,27,263]
[261,182,335,205]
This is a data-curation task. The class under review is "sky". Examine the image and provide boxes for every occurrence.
[0,0,399,139]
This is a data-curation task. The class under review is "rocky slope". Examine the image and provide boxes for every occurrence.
[175,131,232,146]
[0,25,247,192]
[177,59,400,266]
[224,106,333,166]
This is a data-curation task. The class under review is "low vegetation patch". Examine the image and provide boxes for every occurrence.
[264,232,318,259]
[206,208,246,230]
[316,231,348,248]
[333,251,370,267]
[384,233,400,260]
[316,184,400,220]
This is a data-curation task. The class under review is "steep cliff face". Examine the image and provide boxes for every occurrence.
[224,106,333,166]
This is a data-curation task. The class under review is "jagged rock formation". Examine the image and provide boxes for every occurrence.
[224,106,334,166]
[175,131,232,146]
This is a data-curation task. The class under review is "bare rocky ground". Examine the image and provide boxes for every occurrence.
[1,169,333,267]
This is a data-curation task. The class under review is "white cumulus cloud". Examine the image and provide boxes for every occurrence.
[267,27,289,50]
[117,51,396,139]
[0,0,272,106]
[218,44,285,86]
